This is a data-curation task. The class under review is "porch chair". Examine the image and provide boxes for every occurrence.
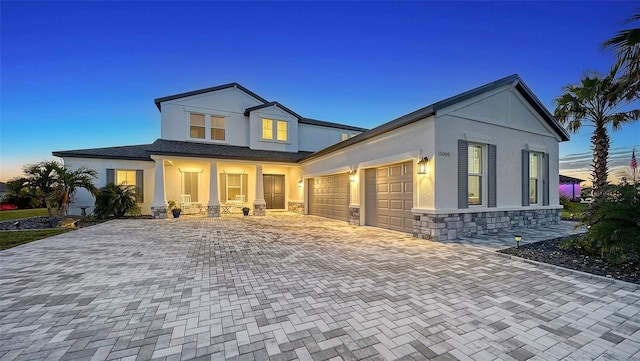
[180,194,195,214]
[230,195,245,213]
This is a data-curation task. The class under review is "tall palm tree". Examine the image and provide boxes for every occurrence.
[554,69,640,205]
[602,10,640,100]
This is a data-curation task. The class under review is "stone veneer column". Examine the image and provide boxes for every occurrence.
[253,164,266,216]
[207,160,220,217]
[150,156,167,219]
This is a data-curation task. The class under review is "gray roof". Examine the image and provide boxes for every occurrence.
[559,175,585,184]
[53,140,312,163]
[52,144,153,161]
[154,83,269,111]
[299,118,367,132]
[147,139,312,162]
[302,74,570,162]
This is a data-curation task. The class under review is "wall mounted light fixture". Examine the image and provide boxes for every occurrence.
[417,157,429,174]
[349,169,357,182]
[298,179,304,188]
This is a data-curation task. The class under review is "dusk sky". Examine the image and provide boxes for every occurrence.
[1,1,638,185]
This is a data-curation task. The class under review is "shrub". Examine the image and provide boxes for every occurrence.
[94,184,140,218]
[576,184,640,263]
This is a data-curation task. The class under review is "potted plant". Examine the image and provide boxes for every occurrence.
[168,200,181,218]
[242,207,250,216]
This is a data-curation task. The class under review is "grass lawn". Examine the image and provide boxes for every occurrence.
[0,229,72,251]
[0,208,49,221]
[561,202,589,220]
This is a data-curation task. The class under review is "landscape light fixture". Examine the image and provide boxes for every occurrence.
[417,157,429,174]
[514,235,522,249]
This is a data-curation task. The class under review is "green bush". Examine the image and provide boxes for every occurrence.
[576,184,640,263]
[94,184,140,218]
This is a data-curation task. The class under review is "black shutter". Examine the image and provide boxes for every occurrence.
[106,169,115,185]
[458,140,468,209]
[543,153,549,206]
[488,144,497,208]
[136,170,144,203]
[522,150,529,206]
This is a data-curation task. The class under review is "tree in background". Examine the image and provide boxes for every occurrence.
[0,178,41,209]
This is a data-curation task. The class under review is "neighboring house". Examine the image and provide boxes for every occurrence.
[559,175,584,201]
[0,182,8,201]
[54,74,570,241]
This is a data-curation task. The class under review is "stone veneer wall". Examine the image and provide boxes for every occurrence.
[207,205,220,217]
[253,203,266,216]
[349,207,360,226]
[287,201,304,214]
[151,206,167,219]
[413,209,561,241]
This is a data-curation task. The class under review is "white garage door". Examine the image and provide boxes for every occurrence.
[308,173,350,221]
[365,162,414,233]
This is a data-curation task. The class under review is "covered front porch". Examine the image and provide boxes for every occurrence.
[149,155,304,219]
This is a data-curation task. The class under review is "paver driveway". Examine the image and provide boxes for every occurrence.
[1,214,639,361]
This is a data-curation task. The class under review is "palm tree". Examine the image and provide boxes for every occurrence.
[554,69,640,205]
[21,161,97,221]
[602,10,640,100]
[58,166,98,216]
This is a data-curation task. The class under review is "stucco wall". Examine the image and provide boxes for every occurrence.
[61,157,155,216]
[433,85,562,212]
[248,106,299,152]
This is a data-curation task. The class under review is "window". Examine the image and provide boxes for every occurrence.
[182,172,199,202]
[277,120,287,141]
[262,119,273,139]
[342,131,358,140]
[107,169,143,202]
[262,118,288,141]
[116,170,136,186]
[190,113,205,139]
[189,112,225,141]
[468,144,483,205]
[211,116,225,141]
[220,173,248,202]
[529,152,541,204]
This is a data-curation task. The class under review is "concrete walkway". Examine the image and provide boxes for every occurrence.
[0,214,638,361]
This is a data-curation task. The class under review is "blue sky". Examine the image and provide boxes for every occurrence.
[1,1,638,184]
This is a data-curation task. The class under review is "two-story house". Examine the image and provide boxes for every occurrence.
[54,74,570,241]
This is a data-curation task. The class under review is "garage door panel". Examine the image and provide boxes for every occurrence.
[366,161,414,233]
[309,173,349,222]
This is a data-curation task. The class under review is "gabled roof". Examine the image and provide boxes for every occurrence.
[52,144,153,161]
[154,83,268,111]
[244,101,302,119]
[302,74,570,162]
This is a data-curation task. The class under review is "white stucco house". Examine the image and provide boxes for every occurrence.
[54,74,569,240]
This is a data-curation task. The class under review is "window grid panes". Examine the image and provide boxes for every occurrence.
[468,144,483,205]
[262,119,273,139]
[529,153,540,204]
[190,113,205,139]
[116,170,136,186]
[211,116,225,141]
[276,120,287,141]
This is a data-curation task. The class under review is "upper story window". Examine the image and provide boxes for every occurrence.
[211,116,225,141]
[190,113,206,139]
[341,131,357,141]
[468,144,483,206]
[262,118,288,141]
[189,112,225,141]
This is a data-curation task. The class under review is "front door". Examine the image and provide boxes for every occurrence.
[264,174,285,209]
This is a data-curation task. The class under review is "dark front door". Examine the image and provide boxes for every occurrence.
[264,174,285,209]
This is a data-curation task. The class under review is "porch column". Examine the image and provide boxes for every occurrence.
[253,164,266,216]
[150,156,167,219]
[207,160,220,217]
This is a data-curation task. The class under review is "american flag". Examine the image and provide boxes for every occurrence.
[632,148,637,169]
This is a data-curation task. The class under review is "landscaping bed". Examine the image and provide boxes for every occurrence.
[499,235,640,285]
